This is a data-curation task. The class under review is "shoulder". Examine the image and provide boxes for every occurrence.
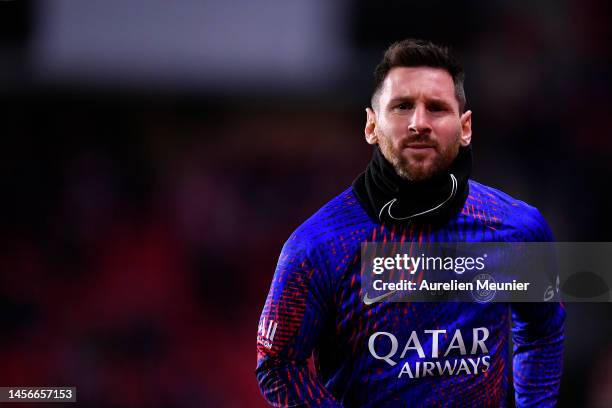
[282,187,373,260]
[291,187,372,245]
[467,180,554,241]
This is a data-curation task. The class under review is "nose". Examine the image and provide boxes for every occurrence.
[408,104,431,135]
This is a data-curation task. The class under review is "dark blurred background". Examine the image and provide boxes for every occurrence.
[1,0,611,407]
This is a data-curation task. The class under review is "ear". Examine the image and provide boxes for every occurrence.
[365,107,378,145]
[459,110,472,146]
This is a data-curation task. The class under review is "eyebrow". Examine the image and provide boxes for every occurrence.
[387,96,454,109]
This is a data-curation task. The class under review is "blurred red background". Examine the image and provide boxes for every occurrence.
[1,1,611,407]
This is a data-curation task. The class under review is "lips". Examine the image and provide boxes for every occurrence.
[406,143,435,149]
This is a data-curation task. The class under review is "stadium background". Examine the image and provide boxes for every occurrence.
[1,1,611,406]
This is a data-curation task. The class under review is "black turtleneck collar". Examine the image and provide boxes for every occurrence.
[352,145,472,225]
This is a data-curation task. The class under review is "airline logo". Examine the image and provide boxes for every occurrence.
[368,327,491,379]
[257,318,278,349]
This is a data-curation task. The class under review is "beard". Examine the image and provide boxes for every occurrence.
[377,129,462,182]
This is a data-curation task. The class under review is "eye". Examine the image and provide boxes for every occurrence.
[428,103,447,112]
[396,102,412,110]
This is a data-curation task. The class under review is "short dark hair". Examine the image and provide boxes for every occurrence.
[371,39,466,112]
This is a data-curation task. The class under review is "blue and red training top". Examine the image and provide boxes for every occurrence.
[256,180,565,407]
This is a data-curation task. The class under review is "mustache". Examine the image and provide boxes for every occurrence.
[404,134,438,147]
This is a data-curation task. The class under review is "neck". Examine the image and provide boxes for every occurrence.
[352,145,472,225]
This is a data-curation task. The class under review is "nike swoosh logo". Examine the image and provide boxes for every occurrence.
[363,290,398,305]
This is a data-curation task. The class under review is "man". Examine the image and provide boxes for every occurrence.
[256,39,564,407]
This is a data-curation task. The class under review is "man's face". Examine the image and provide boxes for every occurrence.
[365,67,472,181]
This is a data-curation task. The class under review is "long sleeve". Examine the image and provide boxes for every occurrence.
[511,208,565,407]
[256,235,342,407]
[511,302,565,407]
